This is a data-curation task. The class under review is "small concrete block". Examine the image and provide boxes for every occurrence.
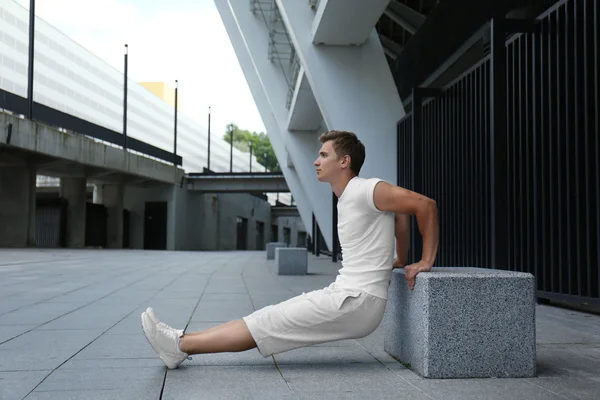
[266,242,288,260]
[383,267,536,379]
[276,248,307,275]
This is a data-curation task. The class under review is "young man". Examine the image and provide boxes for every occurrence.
[141,130,439,369]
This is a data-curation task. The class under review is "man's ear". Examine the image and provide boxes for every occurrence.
[342,155,351,169]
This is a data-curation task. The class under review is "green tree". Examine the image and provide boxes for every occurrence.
[223,123,280,172]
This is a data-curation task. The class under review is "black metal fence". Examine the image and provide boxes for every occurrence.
[398,0,599,309]
[35,198,67,248]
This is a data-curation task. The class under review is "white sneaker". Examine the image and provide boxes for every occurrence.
[141,312,189,369]
[145,307,184,337]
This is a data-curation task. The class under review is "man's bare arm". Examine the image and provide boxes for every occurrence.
[393,214,410,268]
[373,182,439,289]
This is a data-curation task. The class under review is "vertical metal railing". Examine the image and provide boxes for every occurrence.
[397,0,599,308]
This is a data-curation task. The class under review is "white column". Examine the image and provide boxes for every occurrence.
[60,177,87,248]
[102,184,124,249]
[215,0,332,247]
[277,0,403,186]
[215,0,317,238]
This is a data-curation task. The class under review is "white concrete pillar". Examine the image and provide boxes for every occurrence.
[102,184,124,249]
[60,177,87,248]
[93,184,104,204]
[214,0,321,244]
[0,165,36,247]
[277,0,402,186]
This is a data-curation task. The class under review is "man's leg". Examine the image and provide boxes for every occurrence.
[179,320,256,354]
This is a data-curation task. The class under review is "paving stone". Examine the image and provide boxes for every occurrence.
[0,348,74,371]
[0,303,82,326]
[184,349,274,366]
[58,357,165,369]
[0,329,102,351]
[294,390,433,400]
[408,378,568,400]
[73,333,156,360]
[0,325,37,343]
[0,250,598,400]
[26,389,162,400]
[164,389,297,400]
[33,367,164,391]
[163,366,288,394]
[525,377,600,400]
[273,346,378,365]
[0,370,50,400]
[37,305,132,330]
[277,363,410,393]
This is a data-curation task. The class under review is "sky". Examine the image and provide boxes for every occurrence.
[16,0,266,136]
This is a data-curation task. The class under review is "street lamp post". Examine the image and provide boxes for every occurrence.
[207,107,211,171]
[27,0,35,119]
[174,80,178,165]
[229,123,234,173]
[249,140,253,173]
[123,44,128,150]
[264,152,267,172]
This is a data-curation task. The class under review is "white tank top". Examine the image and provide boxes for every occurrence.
[334,177,395,299]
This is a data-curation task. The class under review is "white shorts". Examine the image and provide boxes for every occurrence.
[242,282,387,357]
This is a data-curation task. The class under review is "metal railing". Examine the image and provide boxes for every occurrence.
[398,0,599,309]
[251,0,301,109]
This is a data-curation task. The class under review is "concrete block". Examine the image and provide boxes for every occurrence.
[266,242,288,259]
[384,267,536,379]
[276,248,307,275]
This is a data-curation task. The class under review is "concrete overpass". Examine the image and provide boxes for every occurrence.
[1,113,183,185]
[0,112,184,248]
[185,172,289,193]
[272,205,299,218]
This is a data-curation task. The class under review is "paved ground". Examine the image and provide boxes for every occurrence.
[0,249,599,400]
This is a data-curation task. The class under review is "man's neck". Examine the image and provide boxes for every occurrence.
[331,174,356,198]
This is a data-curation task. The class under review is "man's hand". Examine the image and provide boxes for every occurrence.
[403,261,433,291]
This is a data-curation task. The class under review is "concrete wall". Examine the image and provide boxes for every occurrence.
[273,216,307,247]
[124,186,272,251]
[0,165,36,247]
[0,114,182,185]
[60,177,87,248]
[188,193,272,251]
[124,184,189,251]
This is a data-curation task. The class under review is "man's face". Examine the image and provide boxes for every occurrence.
[314,141,345,182]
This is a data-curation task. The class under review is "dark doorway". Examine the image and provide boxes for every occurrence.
[283,227,291,246]
[144,201,167,250]
[36,197,67,248]
[271,224,278,242]
[256,221,265,250]
[297,231,307,248]
[236,217,248,250]
[85,202,107,248]
[123,209,130,248]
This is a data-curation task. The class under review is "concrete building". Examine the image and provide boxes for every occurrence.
[0,0,304,251]
[139,82,177,108]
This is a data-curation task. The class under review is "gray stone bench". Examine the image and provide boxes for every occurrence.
[266,242,288,260]
[383,267,536,379]
[276,248,307,275]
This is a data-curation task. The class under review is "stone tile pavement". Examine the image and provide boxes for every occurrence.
[0,249,599,399]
